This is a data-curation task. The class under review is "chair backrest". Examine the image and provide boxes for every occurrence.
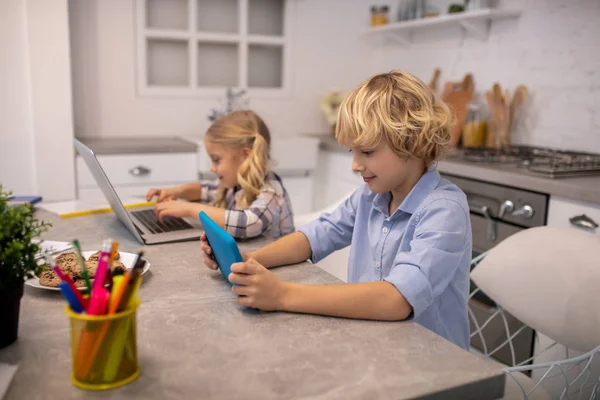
[470,226,600,352]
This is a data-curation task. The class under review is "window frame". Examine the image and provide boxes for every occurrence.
[135,0,292,98]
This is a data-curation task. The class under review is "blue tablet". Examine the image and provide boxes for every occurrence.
[199,211,243,285]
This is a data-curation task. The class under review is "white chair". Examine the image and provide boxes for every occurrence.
[469,226,600,400]
[294,190,355,282]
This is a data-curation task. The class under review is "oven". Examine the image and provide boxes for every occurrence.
[441,173,549,368]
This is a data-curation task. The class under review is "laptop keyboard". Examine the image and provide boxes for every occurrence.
[131,209,194,234]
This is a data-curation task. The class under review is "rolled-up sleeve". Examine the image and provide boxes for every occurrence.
[200,179,219,203]
[224,188,278,239]
[299,190,359,263]
[384,198,469,319]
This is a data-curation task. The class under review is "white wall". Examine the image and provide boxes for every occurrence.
[376,0,600,153]
[0,0,76,201]
[69,0,378,139]
[0,0,36,195]
[27,0,76,201]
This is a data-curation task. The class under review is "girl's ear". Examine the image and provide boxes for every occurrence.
[242,147,252,158]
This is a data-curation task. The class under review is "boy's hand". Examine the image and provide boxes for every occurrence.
[146,187,180,202]
[200,233,218,270]
[200,233,248,271]
[154,200,195,221]
[229,258,288,311]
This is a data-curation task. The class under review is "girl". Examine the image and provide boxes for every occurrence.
[147,110,295,239]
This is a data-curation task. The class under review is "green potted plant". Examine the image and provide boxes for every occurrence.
[0,185,50,348]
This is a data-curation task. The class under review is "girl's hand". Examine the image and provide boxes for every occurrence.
[200,233,248,271]
[154,200,195,221]
[229,258,288,311]
[146,187,180,202]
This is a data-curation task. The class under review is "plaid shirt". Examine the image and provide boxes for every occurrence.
[200,172,295,239]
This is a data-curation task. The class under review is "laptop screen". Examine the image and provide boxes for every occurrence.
[73,139,145,244]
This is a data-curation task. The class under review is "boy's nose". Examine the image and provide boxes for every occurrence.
[210,165,217,174]
[351,159,364,173]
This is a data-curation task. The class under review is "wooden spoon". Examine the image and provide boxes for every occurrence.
[508,85,528,144]
[429,68,441,93]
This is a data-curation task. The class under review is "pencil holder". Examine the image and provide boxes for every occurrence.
[65,300,140,390]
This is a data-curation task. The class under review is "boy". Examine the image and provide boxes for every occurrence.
[201,70,472,349]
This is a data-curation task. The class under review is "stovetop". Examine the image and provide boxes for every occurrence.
[454,146,600,179]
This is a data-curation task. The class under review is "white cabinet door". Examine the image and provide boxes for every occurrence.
[77,153,197,188]
[320,151,362,209]
[547,196,600,236]
[283,176,313,215]
[76,152,198,201]
[78,185,183,203]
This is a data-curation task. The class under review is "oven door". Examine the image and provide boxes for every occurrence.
[469,214,536,369]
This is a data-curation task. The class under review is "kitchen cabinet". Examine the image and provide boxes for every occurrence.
[307,149,362,283]
[136,0,292,97]
[76,152,198,201]
[313,150,362,211]
[547,196,600,236]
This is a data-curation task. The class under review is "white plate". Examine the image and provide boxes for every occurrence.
[24,251,150,292]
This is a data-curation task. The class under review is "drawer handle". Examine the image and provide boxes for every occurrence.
[129,166,151,177]
[569,214,598,230]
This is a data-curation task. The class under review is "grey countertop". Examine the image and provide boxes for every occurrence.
[77,137,198,155]
[309,133,600,205]
[0,211,505,400]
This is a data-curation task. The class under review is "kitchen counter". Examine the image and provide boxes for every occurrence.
[437,158,600,205]
[0,211,505,400]
[310,133,600,205]
[77,137,198,154]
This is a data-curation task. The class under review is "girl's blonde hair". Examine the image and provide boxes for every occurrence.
[336,70,452,167]
[205,110,271,209]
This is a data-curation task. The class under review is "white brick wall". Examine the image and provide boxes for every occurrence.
[376,0,600,153]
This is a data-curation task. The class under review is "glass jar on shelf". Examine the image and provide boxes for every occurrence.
[370,5,390,26]
[462,103,487,148]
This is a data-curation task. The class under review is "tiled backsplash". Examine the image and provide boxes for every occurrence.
[376,0,600,153]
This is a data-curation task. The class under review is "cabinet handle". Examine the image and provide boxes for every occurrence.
[569,214,598,230]
[129,166,151,177]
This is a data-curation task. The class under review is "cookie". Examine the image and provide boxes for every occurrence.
[39,271,61,288]
[73,279,87,288]
[111,261,127,275]
[88,251,120,261]
[71,260,98,279]
[54,252,79,273]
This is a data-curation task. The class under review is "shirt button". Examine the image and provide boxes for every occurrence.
[376,261,381,268]
[382,227,389,233]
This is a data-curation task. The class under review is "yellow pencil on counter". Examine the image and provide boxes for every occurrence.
[60,201,156,219]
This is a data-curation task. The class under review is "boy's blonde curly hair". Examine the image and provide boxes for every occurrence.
[335,70,453,167]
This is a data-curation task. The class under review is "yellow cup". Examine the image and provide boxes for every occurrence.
[65,300,140,390]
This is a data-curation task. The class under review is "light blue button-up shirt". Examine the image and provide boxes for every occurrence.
[300,168,472,349]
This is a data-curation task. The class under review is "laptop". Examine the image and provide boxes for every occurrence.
[73,139,203,245]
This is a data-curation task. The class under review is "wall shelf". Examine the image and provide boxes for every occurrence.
[361,8,521,45]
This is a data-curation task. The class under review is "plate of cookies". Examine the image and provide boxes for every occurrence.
[25,250,150,291]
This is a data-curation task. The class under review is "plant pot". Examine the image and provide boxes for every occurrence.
[0,281,24,349]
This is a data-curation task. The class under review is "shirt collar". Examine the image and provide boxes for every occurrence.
[373,166,441,217]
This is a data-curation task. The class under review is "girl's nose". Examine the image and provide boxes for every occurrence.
[210,165,217,174]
